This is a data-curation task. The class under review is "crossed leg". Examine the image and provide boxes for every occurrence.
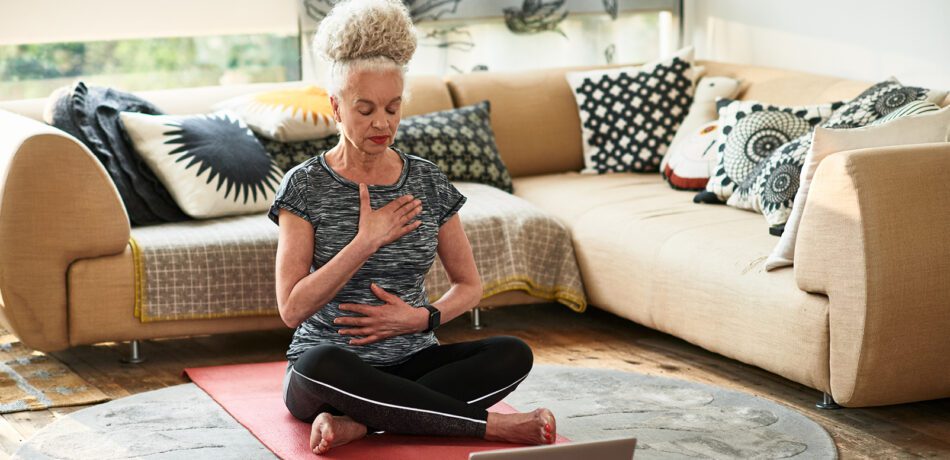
[282,336,554,454]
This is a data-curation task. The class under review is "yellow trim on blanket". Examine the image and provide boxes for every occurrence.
[430,275,587,313]
[138,308,279,323]
[129,237,145,319]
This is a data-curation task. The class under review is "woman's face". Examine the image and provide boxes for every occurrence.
[331,67,404,157]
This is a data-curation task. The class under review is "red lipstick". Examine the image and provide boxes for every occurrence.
[369,136,389,145]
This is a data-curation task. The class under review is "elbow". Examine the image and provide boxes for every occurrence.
[470,278,483,308]
[278,304,303,329]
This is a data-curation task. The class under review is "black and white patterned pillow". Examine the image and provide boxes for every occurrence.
[393,101,513,193]
[700,99,836,205]
[120,111,284,219]
[566,49,695,173]
[257,134,339,172]
[824,79,947,129]
[750,98,946,227]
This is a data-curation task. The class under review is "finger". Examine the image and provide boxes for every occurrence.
[333,316,370,326]
[339,327,372,336]
[359,183,370,214]
[382,194,415,213]
[338,303,370,313]
[399,219,423,235]
[370,282,398,302]
[399,200,423,221]
[349,335,381,346]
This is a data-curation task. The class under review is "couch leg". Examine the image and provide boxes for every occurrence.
[815,392,841,410]
[120,340,146,364]
[471,308,485,330]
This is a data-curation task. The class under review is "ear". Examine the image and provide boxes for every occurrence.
[330,95,342,123]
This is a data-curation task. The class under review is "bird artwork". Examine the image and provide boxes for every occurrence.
[503,0,569,37]
[603,0,618,19]
[302,0,462,23]
[403,0,464,22]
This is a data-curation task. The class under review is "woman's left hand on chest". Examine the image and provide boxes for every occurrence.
[334,282,427,345]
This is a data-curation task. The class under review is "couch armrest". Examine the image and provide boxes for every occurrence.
[0,109,130,351]
[796,142,950,407]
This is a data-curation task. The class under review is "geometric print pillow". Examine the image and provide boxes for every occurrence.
[393,100,513,193]
[701,99,837,205]
[749,96,946,227]
[120,111,285,219]
[823,78,947,129]
[566,47,695,173]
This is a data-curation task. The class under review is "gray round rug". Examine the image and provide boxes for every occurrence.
[15,364,836,459]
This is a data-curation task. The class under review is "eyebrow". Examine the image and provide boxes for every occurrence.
[355,97,402,105]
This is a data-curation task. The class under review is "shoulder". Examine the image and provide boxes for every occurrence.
[283,155,329,185]
[403,152,446,180]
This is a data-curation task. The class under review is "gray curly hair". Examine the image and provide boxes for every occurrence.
[313,0,417,98]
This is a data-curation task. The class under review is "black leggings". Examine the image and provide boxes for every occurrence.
[282,336,533,438]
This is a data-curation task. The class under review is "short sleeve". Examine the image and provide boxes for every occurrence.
[437,175,466,227]
[268,167,312,226]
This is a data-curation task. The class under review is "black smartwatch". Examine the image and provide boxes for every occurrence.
[422,304,441,332]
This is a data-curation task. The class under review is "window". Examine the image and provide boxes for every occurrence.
[0,0,680,101]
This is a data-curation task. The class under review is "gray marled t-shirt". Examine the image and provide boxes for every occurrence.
[268,148,466,366]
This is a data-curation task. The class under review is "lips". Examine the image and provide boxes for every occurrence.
[369,135,389,145]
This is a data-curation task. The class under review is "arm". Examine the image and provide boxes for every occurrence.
[275,183,422,328]
[0,110,130,352]
[429,213,482,325]
[795,142,950,407]
[274,209,376,328]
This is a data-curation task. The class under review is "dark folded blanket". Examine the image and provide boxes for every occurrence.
[47,82,191,226]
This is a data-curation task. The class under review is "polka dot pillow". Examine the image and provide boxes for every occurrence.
[566,47,696,174]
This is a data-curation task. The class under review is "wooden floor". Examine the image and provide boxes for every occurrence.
[1,304,948,459]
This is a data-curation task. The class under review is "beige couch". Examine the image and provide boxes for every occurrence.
[1,61,948,408]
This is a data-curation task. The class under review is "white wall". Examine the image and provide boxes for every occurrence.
[683,0,950,88]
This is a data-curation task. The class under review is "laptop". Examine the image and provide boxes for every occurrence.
[469,437,637,460]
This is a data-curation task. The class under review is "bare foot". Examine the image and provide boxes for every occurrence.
[309,413,368,455]
[484,408,556,445]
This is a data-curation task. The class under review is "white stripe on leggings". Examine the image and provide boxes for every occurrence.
[290,367,487,425]
[467,372,529,404]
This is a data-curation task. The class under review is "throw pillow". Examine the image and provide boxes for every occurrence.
[824,78,948,129]
[392,100,513,193]
[752,99,944,227]
[765,103,950,271]
[120,111,285,219]
[703,99,837,204]
[566,47,696,173]
[214,85,337,142]
[747,79,948,226]
[661,76,742,190]
[661,120,721,190]
[44,82,190,225]
[258,134,340,172]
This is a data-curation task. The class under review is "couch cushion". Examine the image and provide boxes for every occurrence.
[513,173,830,391]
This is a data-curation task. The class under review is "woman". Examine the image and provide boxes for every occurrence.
[268,0,556,455]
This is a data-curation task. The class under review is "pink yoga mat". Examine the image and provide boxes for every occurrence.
[183,361,567,459]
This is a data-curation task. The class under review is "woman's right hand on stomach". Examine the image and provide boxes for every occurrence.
[357,183,423,250]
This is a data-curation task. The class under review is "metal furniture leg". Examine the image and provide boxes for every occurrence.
[471,307,484,330]
[815,392,842,410]
[121,339,146,364]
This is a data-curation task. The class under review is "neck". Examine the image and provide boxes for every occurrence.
[334,137,386,173]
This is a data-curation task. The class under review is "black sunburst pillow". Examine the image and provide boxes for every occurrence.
[119,111,285,219]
